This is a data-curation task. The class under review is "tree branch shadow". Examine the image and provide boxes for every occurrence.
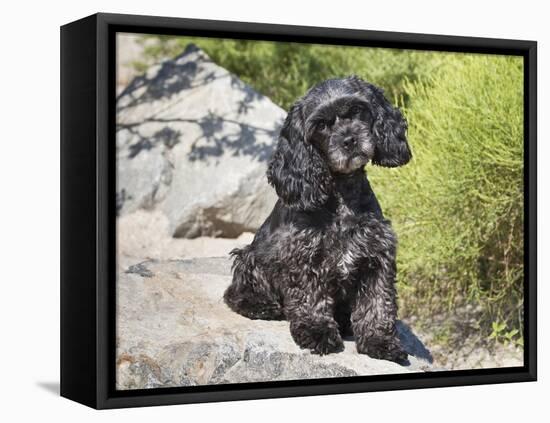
[116,43,284,164]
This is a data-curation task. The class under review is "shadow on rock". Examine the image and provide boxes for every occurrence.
[396,320,433,364]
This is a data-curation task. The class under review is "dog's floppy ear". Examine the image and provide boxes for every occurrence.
[267,102,332,210]
[355,78,411,167]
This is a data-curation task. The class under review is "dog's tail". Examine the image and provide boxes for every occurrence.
[229,246,247,271]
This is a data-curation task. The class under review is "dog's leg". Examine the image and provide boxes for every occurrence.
[285,289,344,355]
[351,259,407,363]
[339,217,407,363]
[223,246,284,320]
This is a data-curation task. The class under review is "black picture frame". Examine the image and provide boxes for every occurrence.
[60,12,537,409]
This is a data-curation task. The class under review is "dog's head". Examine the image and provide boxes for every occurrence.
[267,76,412,210]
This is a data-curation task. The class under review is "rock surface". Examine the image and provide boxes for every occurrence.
[116,44,284,238]
[117,209,254,260]
[116,257,434,390]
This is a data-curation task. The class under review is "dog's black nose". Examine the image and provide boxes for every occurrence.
[342,136,356,150]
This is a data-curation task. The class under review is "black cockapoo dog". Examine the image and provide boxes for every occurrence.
[224,76,412,363]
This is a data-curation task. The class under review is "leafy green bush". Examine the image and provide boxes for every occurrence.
[368,54,524,338]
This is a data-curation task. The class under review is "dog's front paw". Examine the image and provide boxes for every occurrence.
[356,336,408,364]
[290,318,344,355]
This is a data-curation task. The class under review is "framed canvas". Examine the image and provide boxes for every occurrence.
[60,12,537,409]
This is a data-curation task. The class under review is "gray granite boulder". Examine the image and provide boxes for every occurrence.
[116,257,435,390]
[116,44,283,238]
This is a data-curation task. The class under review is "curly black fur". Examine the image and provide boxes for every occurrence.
[224,76,412,362]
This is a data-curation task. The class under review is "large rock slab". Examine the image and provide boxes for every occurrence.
[116,257,434,390]
[116,44,284,238]
[117,209,254,260]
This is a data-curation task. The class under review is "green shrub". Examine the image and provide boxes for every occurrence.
[368,54,524,337]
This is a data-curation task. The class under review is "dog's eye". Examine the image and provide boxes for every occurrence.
[317,122,327,131]
[349,105,362,115]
